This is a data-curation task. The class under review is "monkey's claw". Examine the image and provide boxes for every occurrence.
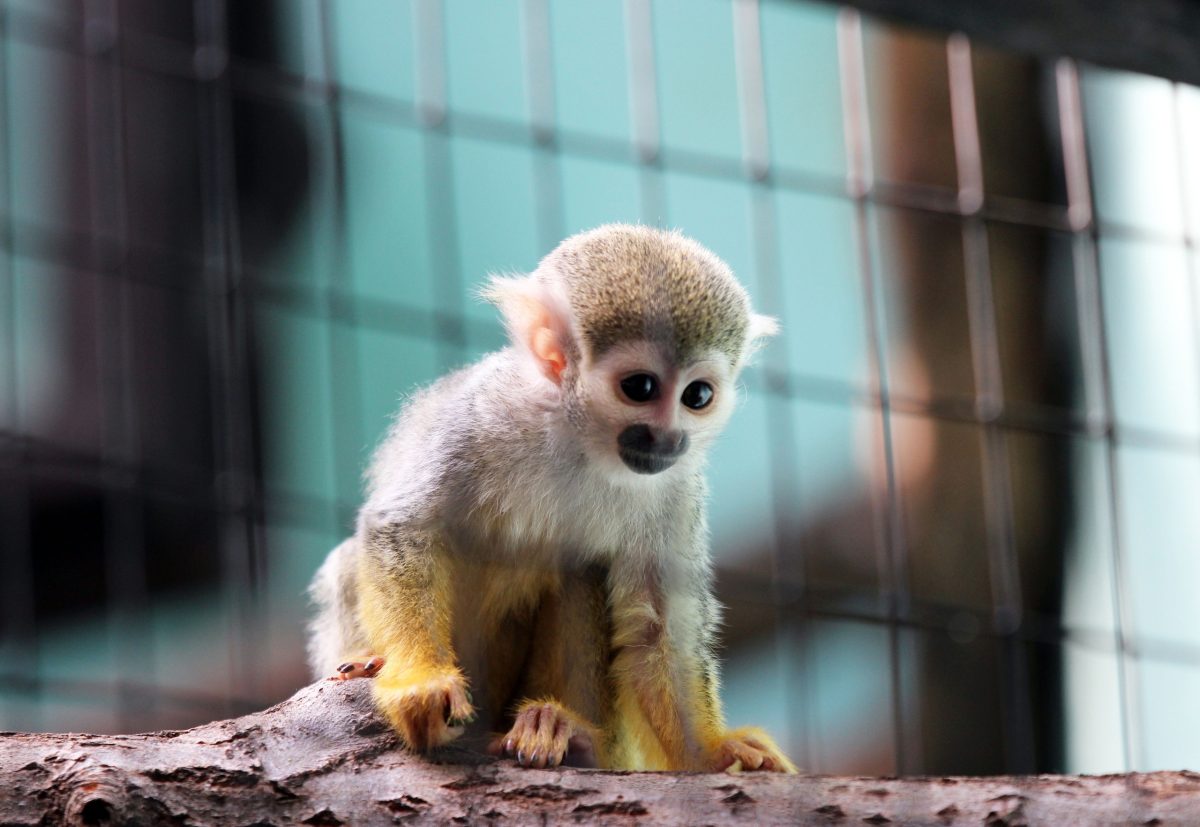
[489,701,597,769]
[375,670,474,752]
[711,727,798,774]
[328,656,385,681]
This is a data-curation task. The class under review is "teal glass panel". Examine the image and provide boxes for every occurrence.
[559,155,643,236]
[1099,237,1199,440]
[653,0,741,160]
[1140,658,1200,770]
[760,0,845,177]
[1083,68,1185,236]
[148,590,237,699]
[14,259,102,454]
[1181,84,1200,240]
[0,0,78,23]
[790,397,879,594]
[257,305,337,506]
[450,136,541,325]
[1062,642,1125,773]
[1117,443,1200,648]
[332,0,417,101]
[775,190,867,387]
[797,619,895,774]
[356,325,441,466]
[444,0,528,122]
[342,114,439,313]
[6,41,92,236]
[707,388,775,562]
[549,0,631,142]
[663,171,756,283]
[724,626,796,759]
[264,522,345,680]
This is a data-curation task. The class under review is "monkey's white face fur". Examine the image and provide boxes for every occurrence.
[571,340,737,482]
[485,224,776,488]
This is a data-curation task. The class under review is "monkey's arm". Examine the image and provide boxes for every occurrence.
[609,556,796,773]
[357,522,473,751]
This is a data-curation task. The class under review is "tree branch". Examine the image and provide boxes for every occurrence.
[1,680,1196,825]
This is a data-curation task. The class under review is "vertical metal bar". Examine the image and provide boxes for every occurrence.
[414,0,465,368]
[625,0,659,166]
[413,0,447,128]
[83,0,151,732]
[522,0,564,253]
[316,0,366,528]
[947,32,1032,772]
[1057,57,1139,772]
[0,1,40,715]
[734,0,807,768]
[624,0,665,223]
[837,8,915,775]
[732,0,769,182]
[1171,84,1200,441]
[194,0,262,711]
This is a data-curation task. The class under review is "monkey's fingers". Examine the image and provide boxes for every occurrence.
[495,700,597,769]
[712,726,799,775]
[328,655,386,681]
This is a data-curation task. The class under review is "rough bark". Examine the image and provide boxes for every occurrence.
[1,680,1196,826]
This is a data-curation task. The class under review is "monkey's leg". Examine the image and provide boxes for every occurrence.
[490,564,611,769]
[357,524,474,751]
[328,655,385,681]
[609,566,797,774]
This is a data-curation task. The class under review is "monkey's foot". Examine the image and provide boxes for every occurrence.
[711,727,798,774]
[328,656,386,681]
[489,700,599,769]
[374,669,475,752]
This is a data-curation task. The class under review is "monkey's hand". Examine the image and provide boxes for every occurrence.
[709,726,798,774]
[488,700,599,769]
[329,655,385,681]
[373,666,475,752]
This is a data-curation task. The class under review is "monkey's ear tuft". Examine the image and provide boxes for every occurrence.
[739,313,780,365]
[481,274,572,384]
[745,313,780,351]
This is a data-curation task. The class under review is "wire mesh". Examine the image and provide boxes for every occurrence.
[0,0,1197,775]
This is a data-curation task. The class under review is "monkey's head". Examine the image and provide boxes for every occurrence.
[485,224,777,481]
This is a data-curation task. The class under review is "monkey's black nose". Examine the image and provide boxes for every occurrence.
[617,425,689,474]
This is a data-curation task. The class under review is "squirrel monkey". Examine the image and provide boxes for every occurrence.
[307,224,795,773]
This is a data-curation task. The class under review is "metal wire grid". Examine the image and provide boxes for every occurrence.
[0,0,1194,771]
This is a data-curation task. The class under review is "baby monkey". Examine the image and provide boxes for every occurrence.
[308,224,795,773]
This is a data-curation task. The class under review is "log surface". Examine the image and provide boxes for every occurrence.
[1,680,1197,825]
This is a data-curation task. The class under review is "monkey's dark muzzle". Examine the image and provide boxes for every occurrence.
[617,425,689,474]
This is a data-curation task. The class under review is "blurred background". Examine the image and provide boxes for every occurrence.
[1,0,1199,777]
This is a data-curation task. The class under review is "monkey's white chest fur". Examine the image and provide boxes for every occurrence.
[363,349,697,569]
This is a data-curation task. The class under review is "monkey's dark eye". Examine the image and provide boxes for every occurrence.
[681,381,714,410]
[620,373,659,403]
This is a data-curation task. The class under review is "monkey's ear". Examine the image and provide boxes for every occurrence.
[481,274,572,384]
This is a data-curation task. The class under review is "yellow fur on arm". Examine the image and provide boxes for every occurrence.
[356,525,473,751]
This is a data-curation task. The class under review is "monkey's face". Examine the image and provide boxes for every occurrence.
[570,340,740,480]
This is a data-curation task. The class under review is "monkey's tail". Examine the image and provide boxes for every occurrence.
[306,537,370,680]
